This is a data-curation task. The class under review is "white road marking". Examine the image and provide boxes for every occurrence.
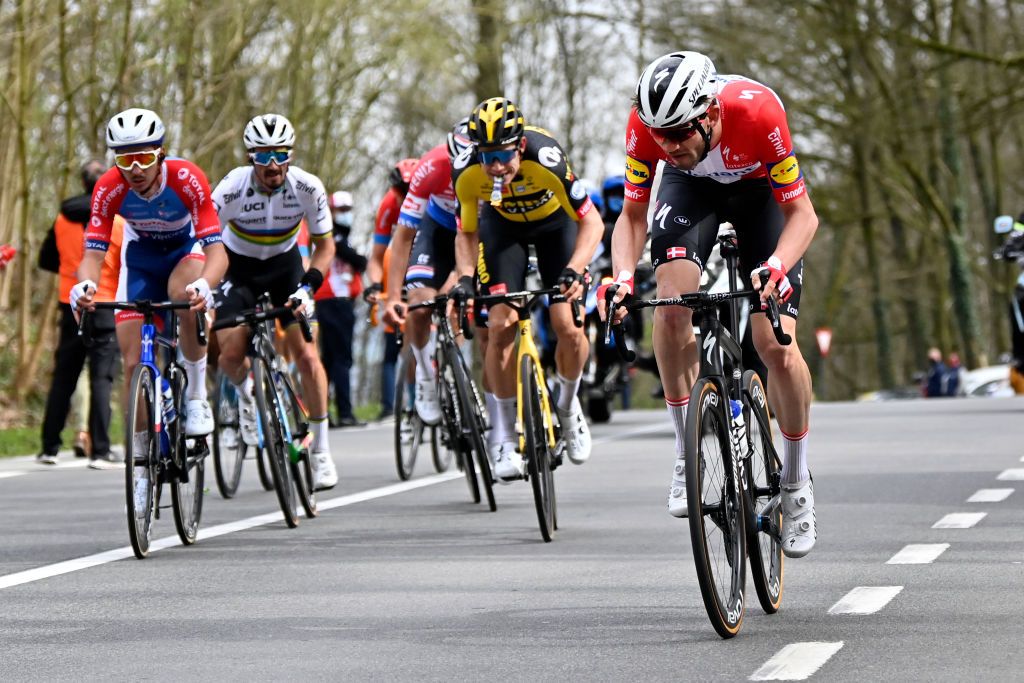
[887,543,949,564]
[932,512,986,529]
[828,586,902,615]
[0,472,461,591]
[0,472,25,480]
[967,488,1014,503]
[997,469,1024,481]
[750,642,844,681]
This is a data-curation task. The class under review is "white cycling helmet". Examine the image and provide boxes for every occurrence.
[635,51,717,128]
[328,190,353,210]
[106,108,165,150]
[446,117,472,161]
[243,114,295,150]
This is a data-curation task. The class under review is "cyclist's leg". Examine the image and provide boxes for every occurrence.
[733,182,815,557]
[478,208,527,479]
[649,171,719,515]
[535,219,592,464]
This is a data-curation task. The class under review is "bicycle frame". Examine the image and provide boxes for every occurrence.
[514,315,557,452]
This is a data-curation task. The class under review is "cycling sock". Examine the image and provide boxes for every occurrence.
[233,374,254,400]
[780,427,809,485]
[411,341,434,382]
[309,415,329,452]
[182,356,208,400]
[493,396,516,445]
[484,392,498,444]
[556,373,581,412]
[665,396,689,456]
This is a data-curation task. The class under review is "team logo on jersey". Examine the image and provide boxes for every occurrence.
[768,155,801,187]
[625,157,652,187]
[570,180,586,200]
[177,167,190,180]
[453,147,473,170]
[538,146,562,168]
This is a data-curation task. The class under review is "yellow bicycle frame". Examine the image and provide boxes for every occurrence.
[514,315,557,452]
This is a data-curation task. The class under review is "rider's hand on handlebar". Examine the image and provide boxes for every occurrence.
[750,256,792,308]
[363,282,383,304]
[383,298,407,328]
[185,277,215,312]
[596,271,634,324]
[70,279,97,316]
[287,284,315,317]
[557,266,587,301]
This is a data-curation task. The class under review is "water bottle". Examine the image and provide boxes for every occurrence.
[729,399,747,458]
[161,377,176,425]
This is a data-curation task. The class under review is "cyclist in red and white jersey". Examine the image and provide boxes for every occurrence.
[601,52,819,557]
[364,158,419,304]
[383,118,472,426]
[74,108,227,438]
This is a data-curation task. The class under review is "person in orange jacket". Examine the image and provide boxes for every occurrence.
[37,159,123,468]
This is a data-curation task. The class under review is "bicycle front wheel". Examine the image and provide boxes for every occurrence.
[124,364,157,559]
[743,369,783,614]
[522,355,555,541]
[686,377,746,638]
[212,374,245,498]
[168,364,204,545]
[254,356,298,528]
[278,372,317,519]
[438,356,479,503]
[394,351,423,480]
[452,344,495,511]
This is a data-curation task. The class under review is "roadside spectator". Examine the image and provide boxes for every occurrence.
[316,190,368,427]
[924,347,948,398]
[37,159,122,467]
[945,353,962,396]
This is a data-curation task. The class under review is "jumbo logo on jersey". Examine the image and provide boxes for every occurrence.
[538,146,562,168]
[768,155,801,187]
[626,157,652,187]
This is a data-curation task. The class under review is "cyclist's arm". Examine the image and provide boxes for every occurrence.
[771,192,818,270]
[76,249,105,288]
[454,228,479,280]
[567,205,604,275]
[199,241,228,288]
[307,233,335,277]
[385,227,414,304]
[367,242,386,284]
[611,197,649,282]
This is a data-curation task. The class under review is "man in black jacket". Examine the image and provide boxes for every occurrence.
[37,159,121,467]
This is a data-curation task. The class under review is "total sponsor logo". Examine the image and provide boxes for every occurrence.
[176,167,207,204]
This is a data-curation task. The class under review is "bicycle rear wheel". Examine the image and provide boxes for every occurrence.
[278,371,317,519]
[254,356,298,527]
[168,364,204,545]
[451,344,495,511]
[394,351,424,480]
[212,374,245,498]
[124,364,157,559]
[430,424,454,473]
[743,369,783,614]
[522,356,555,541]
[256,446,273,490]
[686,377,746,638]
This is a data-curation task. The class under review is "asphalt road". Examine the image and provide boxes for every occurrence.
[1,397,1023,681]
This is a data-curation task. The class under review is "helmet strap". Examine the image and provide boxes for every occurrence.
[696,122,713,163]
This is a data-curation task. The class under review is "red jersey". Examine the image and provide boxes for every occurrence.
[398,144,459,231]
[373,188,404,247]
[624,76,807,205]
[296,220,364,301]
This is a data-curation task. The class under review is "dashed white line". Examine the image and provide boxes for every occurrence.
[0,472,25,480]
[967,488,1014,503]
[828,586,903,615]
[750,642,844,681]
[0,472,461,591]
[997,469,1024,481]
[887,543,949,564]
[932,512,986,529]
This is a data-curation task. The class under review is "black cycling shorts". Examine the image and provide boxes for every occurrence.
[214,245,310,324]
[477,206,577,296]
[404,213,456,291]
[650,169,803,318]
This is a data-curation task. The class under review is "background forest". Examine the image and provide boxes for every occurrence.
[1,0,1023,425]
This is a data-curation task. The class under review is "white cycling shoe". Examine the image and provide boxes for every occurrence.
[489,441,524,483]
[238,390,259,446]
[311,450,338,491]
[414,377,441,426]
[667,453,687,518]
[184,399,214,436]
[780,479,817,558]
[557,397,591,464]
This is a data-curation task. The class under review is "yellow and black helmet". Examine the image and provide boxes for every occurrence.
[468,97,525,147]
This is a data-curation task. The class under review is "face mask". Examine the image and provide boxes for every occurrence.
[333,212,353,228]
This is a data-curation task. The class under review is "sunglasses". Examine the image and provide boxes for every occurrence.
[649,114,709,144]
[114,150,161,171]
[478,147,518,165]
[250,149,293,166]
